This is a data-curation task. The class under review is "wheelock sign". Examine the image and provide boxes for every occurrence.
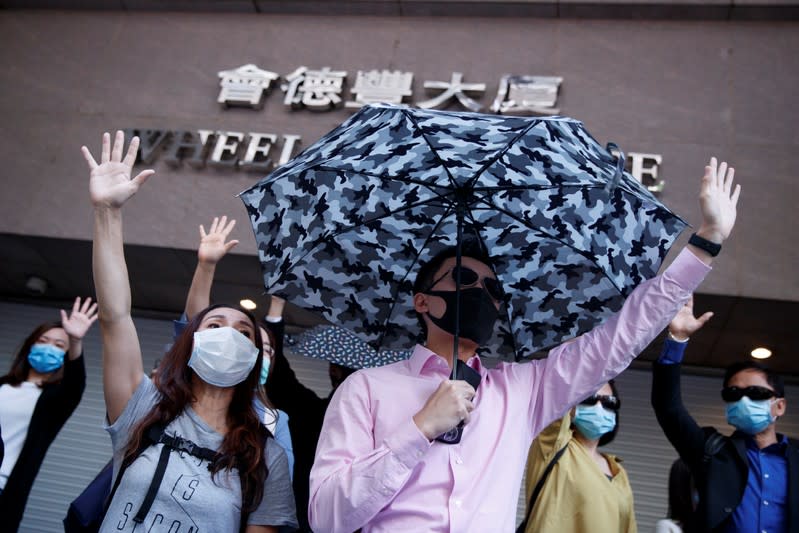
[128,64,665,193]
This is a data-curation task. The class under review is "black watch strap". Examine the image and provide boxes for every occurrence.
[688,233,721,257]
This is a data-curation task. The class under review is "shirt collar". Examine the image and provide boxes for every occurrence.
[743,433,790,455]
[409,344,483,376]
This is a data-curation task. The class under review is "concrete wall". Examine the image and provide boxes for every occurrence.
[1,10,797,301]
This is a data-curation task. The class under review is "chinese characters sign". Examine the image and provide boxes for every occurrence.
[217,64,561,115]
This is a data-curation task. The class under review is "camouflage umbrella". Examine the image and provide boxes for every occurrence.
[240,103,687,361]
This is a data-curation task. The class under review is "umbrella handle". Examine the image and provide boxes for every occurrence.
[605,142,625,192]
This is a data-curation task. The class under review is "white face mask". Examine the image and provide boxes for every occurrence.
[188,327,259,388]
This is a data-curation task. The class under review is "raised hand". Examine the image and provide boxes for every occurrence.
[697,157,741,244]
[198,216,239,265]
[668,295,713,340]
[60,296,99,340]
[82,131,155,209]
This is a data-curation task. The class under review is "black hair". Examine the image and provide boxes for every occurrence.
[412,239,494,337]
[723,361,784,398]
[0,321,66,388]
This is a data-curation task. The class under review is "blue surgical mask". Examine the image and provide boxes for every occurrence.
[259,356,271,385]
[27,343,66,373]
[726,396,776,435]
[573,403,617,441]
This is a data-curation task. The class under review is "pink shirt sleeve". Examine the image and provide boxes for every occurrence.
[508,247,712,437]
[308,372,433,533]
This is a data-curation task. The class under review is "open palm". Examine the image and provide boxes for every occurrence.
[60,296,99,340]
[669,296,713,339]
[198,216,239,264]
[82,131,154,208]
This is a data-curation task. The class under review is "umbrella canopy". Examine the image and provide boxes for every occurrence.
[287,325,411,370]
[240,103,687,360]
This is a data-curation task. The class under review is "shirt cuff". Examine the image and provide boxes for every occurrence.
[264,316,283,324]
[669,247,713,293]
[383,417,433,471]
[658,337,688,365]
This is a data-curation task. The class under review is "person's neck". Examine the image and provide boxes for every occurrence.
[424,334,477,369]
[191,381,234,434]
[752,425,779,449]
[574,431,600,455]
[26,369,51,386]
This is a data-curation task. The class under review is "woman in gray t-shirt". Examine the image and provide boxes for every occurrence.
[83,131,297,532]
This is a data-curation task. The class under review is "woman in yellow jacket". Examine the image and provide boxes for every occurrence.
[521,380,636,533]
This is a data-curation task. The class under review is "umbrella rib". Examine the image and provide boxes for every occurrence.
[464,120,541,188]
[458,208,522,360]
[400,108,461,188]
[470,194,627,294]
[313,165,456,197]
[372,203,459,350]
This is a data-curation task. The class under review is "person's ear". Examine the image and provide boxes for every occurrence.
[413,292,429,313]
[773,397,787,418]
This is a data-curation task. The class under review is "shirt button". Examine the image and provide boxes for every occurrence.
[456,456,463,465]
[764,473,770,479]
[763,500,769,506]
[454,500,462,508]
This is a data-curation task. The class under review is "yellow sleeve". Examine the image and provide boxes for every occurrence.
[524,413,573,502]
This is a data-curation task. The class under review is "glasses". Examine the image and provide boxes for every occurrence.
[721,386,777,402]
[579,394,620,410]
[429,265,505,302]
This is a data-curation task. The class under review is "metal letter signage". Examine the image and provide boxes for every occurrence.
[417,72,486,112]
[627,152,664,193]
[217,64,280,109]
[345,70,414,109]
[124,128,302,173]
[282,66,348,111]
[491,75,563,115]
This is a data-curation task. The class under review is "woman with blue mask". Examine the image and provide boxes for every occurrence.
[0,296,98,531]
[520,379,637,533]
[83,131,297,533]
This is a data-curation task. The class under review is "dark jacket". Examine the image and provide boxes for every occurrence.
[266,320,330,533]
[0,355,86,533]
[652,361,799,533]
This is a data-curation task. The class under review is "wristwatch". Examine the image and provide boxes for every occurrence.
[688,233,721,257]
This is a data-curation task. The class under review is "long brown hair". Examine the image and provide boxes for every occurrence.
[123,304,268,514]
[0,321,66,388]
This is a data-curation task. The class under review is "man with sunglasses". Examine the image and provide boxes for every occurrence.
[310,158,741,533]
[652,299,797,533]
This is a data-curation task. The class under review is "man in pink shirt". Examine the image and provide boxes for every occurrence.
[309,158,741,532]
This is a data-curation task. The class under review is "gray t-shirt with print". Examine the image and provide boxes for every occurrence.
[101,376,297,532]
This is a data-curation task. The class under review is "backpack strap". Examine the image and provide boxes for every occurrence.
[703,431,726,464]
[104,422,220,526]
[107,421,268,532]
[104,422,165,521]
[516,443,570,533]
[131,424,219,523]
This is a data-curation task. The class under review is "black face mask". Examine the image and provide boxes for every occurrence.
[426,287,499,345]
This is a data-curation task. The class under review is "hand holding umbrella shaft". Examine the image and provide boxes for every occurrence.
[413,380,476,441]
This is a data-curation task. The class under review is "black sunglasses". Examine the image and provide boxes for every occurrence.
[721,386,777,402]
[429,265,505,302]
[579,394,620,410]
